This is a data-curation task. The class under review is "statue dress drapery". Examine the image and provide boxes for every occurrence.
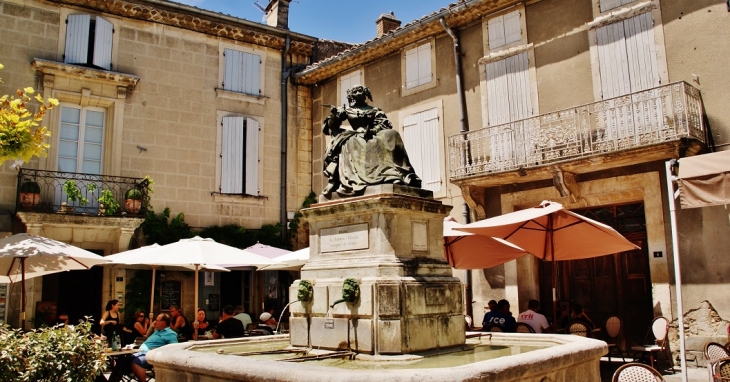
[322,105,421,197]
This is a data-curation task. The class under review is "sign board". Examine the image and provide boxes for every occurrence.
[160,280,181,310]
[320,223,369,253]
[207,293,220,312]
[412,221,428,251]
[324,318,335,329]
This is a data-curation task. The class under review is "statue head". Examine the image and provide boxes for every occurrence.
[346,85,373,105]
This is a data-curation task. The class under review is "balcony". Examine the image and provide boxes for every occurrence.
[16,169,151,217]
[448,82,705,186]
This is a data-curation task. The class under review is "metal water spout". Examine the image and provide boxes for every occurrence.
[331,278,360,309]
[275,299,299,334]
[329,298,346,309]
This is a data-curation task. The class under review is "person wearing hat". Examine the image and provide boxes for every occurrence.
[259,308,277,330]
[212,305,244,339]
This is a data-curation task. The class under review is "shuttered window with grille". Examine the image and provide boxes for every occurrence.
[404,42,433,90]
[402,108,441,192]
[64,14,113,70]
[487,10,522,50]
[223,49,262,97]
[220,116,260,195]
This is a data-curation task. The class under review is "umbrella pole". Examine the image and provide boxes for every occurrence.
[193,265,199,340]
[666,160,688,382]
[149,266,157,323]
[548,215,558,328]
[21,257,26,331]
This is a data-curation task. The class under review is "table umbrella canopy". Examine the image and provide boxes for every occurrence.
[258,247,309,271]
[677,150,730,209]
[243,242,291,259]
[148,236,279,268]
[443,217,528,270]
[0,233,109,283]
[454,201,639,262]
[104,244,228,272]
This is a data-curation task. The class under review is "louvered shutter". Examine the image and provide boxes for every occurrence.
[623,12,659,92]
[485,59,510,126]
[402,109,441,192]
[224,49,261,96]
[417,42,432,86]
[600,0,634,12]
[221,116,245,194]
[596,21,630,99]
[245,117,259,195]
[339,71,361,107]
[93,16,113,70]
[65,14,90,65]
[505,52,532,121]
[488,15,506,50]
[405,45,420,89]
[503,11,522,45]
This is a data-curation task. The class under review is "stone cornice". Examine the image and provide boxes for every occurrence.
[44,0,316,56]
[32,58,140,88]
[17,211,144,230]
[295,0,522,85]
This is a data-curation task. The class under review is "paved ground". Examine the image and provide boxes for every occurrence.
[599,358,710,382]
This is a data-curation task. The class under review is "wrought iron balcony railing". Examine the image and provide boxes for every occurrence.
[16,169,151,217]
[448,81,705,179]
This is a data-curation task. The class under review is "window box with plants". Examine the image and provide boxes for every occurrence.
[19,180,41,208]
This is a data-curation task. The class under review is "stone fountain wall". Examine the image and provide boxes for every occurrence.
[290,185,465,354]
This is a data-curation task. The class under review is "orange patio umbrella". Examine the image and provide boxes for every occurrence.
[443,217,528,270]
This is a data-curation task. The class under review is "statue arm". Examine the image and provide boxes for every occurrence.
[323,107,346,136]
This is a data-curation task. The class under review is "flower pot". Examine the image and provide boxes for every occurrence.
[58,202,75,214]
[125,199,142,215]
[20,192,41,208]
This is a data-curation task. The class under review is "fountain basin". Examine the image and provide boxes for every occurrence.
[147,333,606,381]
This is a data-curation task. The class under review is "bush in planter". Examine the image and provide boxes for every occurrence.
[124,188,143,214]
[87,184,120,215]
[0,320,106,382]
[62,180,88,206]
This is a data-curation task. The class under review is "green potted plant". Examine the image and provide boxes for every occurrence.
[124,188,143,215]
[86,184,120,216]
[60,180,88,213]
[19,180,41,208]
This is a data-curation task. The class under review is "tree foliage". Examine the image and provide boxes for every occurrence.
[0,63,58,166]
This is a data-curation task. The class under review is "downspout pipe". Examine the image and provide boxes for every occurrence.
[280,35,290,242]
[441,18,474,320]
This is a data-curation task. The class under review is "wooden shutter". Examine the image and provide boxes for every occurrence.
[224,49,261,96]
[405,45,420,89]
[596,21,630,99]
[339,71,361,107]
[623,12,659,92]
[221,116,245,194]
[485,59,510,126]
[505,52,532,121]
[488,15,506,50]
[92,17,113,70]
[600,0,634,12]
[416,42,432,87]
[245,117,259,196]
[64,14,90,65]
[402,109,441,192]
[503,11,522,45]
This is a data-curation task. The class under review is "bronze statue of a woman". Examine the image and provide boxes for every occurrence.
[322,85,422,197]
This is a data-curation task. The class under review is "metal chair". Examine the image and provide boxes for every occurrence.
[611,362,666,382]
[484,324,503,332]
[631,317,673,371]
[706,343,730,380]
[515,322,536,333]
[566,320,590,337]
[713,357,730,382]
[606,316,626,364]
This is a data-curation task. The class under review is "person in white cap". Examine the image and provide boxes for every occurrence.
[259,308,277,330]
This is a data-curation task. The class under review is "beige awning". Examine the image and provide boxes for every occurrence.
[677,150,730,209]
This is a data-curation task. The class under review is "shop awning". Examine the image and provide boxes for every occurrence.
[677,150,730,209]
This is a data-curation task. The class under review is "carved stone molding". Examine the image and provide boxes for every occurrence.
[461,185,487,220]
[550,168,580,204]
[42,74,55,89]
[117,86,127,100]
[32,59,140,89]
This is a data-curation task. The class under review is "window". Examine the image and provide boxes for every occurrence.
[599,0,634,13]
[222,48,261,96]
[402,108,441,192]
[401,39,436,96]
[595,12,660,99]
[485,52,533,126]
[57,105,105,174]
[220,116,260,195]
[487,10,522,51]
[64,14,113,70]
[339,70,362,107]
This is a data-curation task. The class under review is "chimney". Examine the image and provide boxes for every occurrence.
[265,0,290,29]
[376,12,401,38]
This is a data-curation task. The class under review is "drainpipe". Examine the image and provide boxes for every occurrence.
[441,18,474,320]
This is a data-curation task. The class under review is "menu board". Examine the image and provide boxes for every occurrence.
[207,294,220,312]
[160,280,181,310]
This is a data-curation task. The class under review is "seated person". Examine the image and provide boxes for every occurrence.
[517,299,550,333]
[481,300,498,329]
[196,308,211,339]
[483,299,516,332]
[561,303,595,330]
[260,309,278,330]
[169,305,192,341]
[108,313,178,382]
[233,305,252,328]
[213,305,245,339]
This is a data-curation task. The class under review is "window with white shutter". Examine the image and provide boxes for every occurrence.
[223,49,262,96]
[487,10,522,50]
[221,116,260,195]
[404,41,433,90]
[596,12,659,99]
[599,0,634,13]
[64,14,114,70]
[339,70,362,107]
[402,108,441,192]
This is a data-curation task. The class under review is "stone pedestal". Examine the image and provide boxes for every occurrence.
[289,185,464,355]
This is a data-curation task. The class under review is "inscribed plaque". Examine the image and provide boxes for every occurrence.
[412,221,428,251]
[320,223,369,253]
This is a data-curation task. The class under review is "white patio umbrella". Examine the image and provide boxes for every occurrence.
[455,200,639,324]
[104,243,228,323]
[258,247,310,271]
[0,233,110,329]
[135,236,278,338]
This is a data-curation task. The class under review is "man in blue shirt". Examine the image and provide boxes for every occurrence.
[108,313,178,382]
[483,299,516,332]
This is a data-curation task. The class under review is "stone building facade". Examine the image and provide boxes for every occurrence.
[0,0,318,328]
[296,0,730,353]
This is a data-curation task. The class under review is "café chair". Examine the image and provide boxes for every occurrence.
[484,324,503,332]
[611,362,666,382]
[606,316,626,364]
[515,322,536,333]
[631,317,673,371]
[464,315,473,331]
[713,357,730,382]
[706,343,730,380]
[566,320,590,337]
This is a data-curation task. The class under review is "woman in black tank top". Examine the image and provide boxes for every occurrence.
[100,299,124,343]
